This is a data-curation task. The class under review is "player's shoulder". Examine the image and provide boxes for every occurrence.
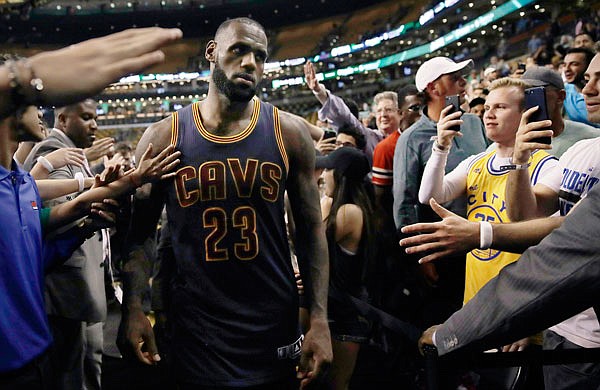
[136,116,174,156]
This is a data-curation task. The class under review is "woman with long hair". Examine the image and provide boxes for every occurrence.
[316,146,377,390]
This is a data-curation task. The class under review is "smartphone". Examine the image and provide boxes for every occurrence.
[322,129,337,140]
[444,94,462,131]
[524,86,551,144]
[518,62,526,71]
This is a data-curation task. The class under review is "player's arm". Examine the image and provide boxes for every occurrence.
[117,118,173,365]
[279,111,332,388]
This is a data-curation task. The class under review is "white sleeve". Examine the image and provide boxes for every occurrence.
[418,149,472,204]
[536,157,563,192]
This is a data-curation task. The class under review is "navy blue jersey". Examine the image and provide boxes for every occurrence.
[165,98,301,386]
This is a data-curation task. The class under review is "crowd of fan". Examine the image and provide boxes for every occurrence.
[3,8,600,390]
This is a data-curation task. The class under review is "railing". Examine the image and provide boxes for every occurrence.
[422,345,600,390]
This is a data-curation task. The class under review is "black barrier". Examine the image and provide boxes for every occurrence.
[422,345,600,390]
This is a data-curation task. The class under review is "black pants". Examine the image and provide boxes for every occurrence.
[0,349,53,390]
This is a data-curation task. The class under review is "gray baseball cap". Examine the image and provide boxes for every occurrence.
[521,66,564,90]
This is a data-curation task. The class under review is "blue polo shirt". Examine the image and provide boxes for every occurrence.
[0,161,51,372]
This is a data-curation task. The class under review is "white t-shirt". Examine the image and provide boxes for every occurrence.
[538,137,600,347]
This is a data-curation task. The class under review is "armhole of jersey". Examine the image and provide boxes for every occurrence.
[530,152,558,185]
[171,111,179,148]
[467,151,488,171]
[273,107,289,174]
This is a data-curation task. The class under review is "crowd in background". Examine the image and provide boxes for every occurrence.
[3,4,600,390]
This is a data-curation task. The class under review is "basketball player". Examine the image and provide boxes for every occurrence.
[118,18,332,389]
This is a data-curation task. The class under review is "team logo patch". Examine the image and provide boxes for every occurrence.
[31,201,38,210]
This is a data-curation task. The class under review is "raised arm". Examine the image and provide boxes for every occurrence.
[505,106,556,221]
[0,27,182,119]
[279,111,332,388]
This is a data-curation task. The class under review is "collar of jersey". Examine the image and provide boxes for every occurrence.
[192,97,260,144]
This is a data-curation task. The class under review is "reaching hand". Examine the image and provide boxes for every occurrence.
[512,106,553,164]
[502,336,531,352]
[131,143,181,185]
[418,325,439,356]
[399,198,480,263]
[92,164,122,189]
[297,319,332,389]
[303,62,322,93]
[26,28,183,108]
[436,105,463,149]
[45,147,86,170]
[84,199,120,231]
[85,138,114,162]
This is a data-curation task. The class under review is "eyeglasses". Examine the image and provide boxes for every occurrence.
[407,104,422,113]
[336,141,357,148]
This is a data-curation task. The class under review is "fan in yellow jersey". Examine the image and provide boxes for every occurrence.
[417,77,558,348]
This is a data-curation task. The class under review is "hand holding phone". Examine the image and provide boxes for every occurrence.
[524,87,551,145]
[322,129,336,140]
[444,94,462,131]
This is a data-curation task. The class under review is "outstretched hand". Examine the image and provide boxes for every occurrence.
[84,138,115,163]
[399,198,480,263]
[303,62,323,93]
[27,28,183,108]
[131,143,181,185]
[45,147,86,170]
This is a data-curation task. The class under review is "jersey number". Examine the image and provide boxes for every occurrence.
[203,206,258,261]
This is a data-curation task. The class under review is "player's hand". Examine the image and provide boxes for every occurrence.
[512,106,553,164]
[436,105,463,149]
[297,318,332,389]
[117,307,161,365]
[400,198,480,263]
[84,137,114,162]
[44,147,86,170]
[130,143,181,185]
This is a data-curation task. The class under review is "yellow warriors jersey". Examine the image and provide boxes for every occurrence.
[464,149,557,305]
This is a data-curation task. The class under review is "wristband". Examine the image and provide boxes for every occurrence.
[37,155,54,172]
[499,158,531,171]
[74,172,85,192]
[479,221,493,250]
[432,138,450,153]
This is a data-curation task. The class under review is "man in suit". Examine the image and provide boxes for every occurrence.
[24,99,107,390]
[417,54,600,362]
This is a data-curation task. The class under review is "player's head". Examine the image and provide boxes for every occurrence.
[206,18,268,102]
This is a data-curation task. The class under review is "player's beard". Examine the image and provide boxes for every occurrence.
[213,63,256,103]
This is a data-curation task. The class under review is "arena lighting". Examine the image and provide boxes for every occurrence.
[272,0,535,89]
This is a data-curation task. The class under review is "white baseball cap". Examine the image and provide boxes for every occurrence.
[415,57,474,92]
